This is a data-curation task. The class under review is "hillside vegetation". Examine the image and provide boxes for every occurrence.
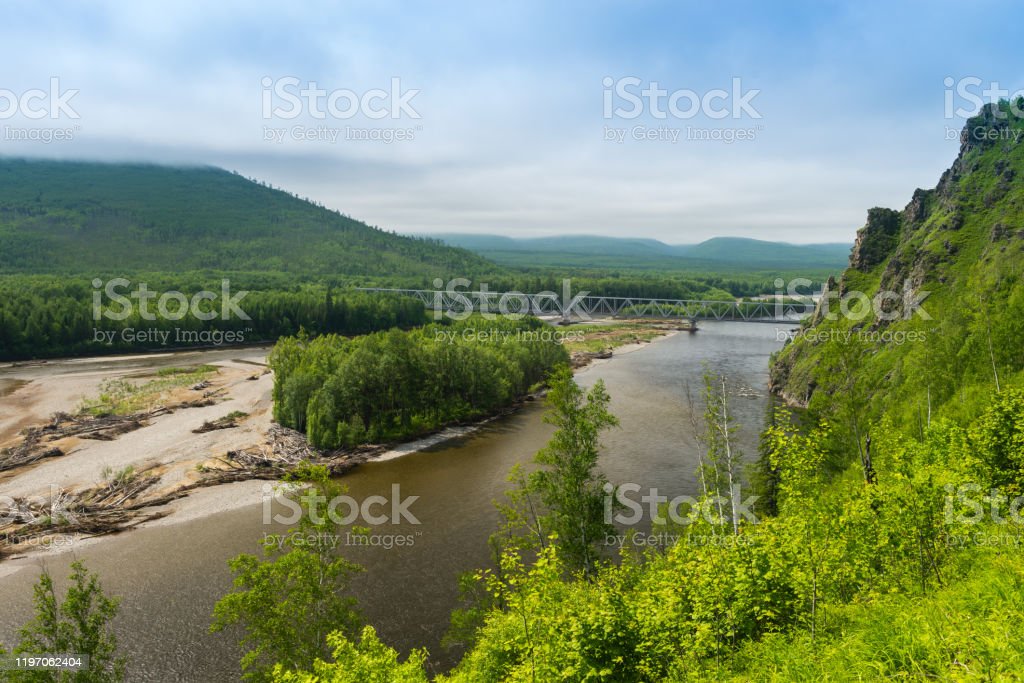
[264,103,1024,681]
[771,99,1024,435]
[0,158,494,278]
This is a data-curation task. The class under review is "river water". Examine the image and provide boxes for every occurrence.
[0,322,790,681]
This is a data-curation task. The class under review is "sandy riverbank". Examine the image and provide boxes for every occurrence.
[0,327,679,564]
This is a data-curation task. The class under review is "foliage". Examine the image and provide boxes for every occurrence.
[433,233,845,283]
[772,101,1024,443]
[504,367,619,574]
[0,159,496,278]
[0,159,830,362]
[210,466,363,682]
[0,274,428,361]
[271,627,430,683]
[264,109,1024,682]
[79,365,216,415]
[269,317,569,449]
[7,561,126,682]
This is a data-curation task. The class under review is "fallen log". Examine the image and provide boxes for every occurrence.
[192,411,248,434]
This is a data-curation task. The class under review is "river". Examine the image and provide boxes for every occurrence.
[0,322,790,681]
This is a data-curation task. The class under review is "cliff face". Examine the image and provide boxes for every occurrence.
[848,208,901,273]
[770,101,1024,419]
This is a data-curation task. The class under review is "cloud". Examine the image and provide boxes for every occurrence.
[1,0,1021,243]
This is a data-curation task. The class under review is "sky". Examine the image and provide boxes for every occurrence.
[1,0,1022,244]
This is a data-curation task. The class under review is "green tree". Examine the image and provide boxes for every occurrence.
[271,627,429,683]
[10,561,126,682]
[211,465,363,682]
[522,366,618,576]
[700,368,744,535]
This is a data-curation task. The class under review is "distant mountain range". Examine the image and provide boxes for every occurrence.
[429,233,852,271]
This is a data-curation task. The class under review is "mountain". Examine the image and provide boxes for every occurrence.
[430,234,673,258]
[430,232,851,271]
[0,158,495,279]
[676,236,851,265]
[771,100,1024,428]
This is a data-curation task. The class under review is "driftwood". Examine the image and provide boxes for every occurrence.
[0,411,161,473]
[0,424,374,556]
[192,412,247,434]
[570,349,613,369]
[0,391,224,474]
[0,466,168,549]
[214,425,375,479]
[0,438,64,470]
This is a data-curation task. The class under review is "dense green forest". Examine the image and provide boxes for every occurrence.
[0,159,494,278]
[0,271,762,361]
[240,104,1024,680]
[269,317,569,448]
[0,276,427,360]
[0,268,796,361]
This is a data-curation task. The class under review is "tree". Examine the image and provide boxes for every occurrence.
[211,465,363,682]
[700,367,743,535]
[10,561,126,682]
[270,627,429,683]
[521,366,619,576]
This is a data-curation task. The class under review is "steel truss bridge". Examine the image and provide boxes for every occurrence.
[357,288,810,324]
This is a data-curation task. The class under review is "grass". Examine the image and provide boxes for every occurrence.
[79,365,218,415]
[100,465,137,488]
[560,321,676,354]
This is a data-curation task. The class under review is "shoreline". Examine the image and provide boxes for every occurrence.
[0,326,680,567]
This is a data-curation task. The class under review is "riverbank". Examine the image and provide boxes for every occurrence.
[0,321,790,681]
[0,322,681,561]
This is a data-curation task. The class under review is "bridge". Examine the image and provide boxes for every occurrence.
[356,288,810,324]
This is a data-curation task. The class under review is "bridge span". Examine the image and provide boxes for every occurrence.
[357,288,810,324]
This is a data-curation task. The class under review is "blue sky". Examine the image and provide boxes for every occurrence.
[1,0,1022,243]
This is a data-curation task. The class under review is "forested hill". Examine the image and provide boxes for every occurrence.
[0,158,494,278]
[430,233,851,271]
[771,99,1024,429]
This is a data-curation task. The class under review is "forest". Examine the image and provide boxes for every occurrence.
[269,317,569,448]
[0,269,786,361]
[0,159,827,361]
[0,276,427,361]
